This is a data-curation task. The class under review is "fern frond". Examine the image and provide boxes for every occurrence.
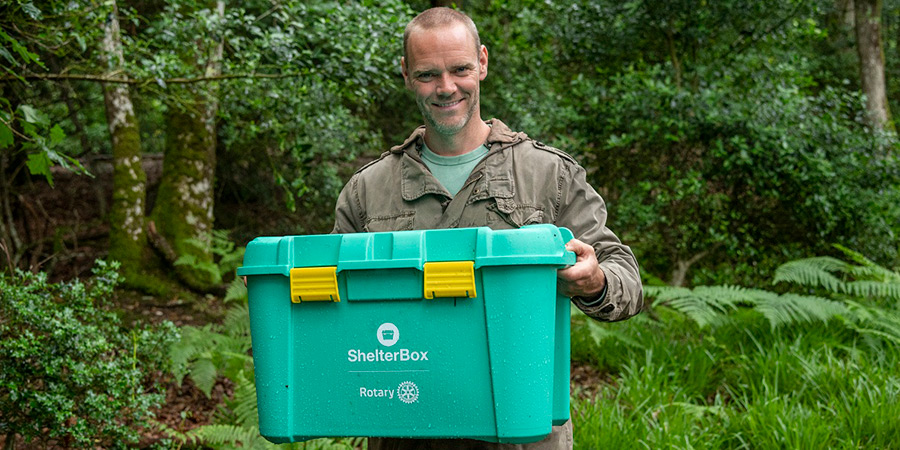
[772,257,848,292]
[647,285,743,328]
[841,280,900,301]
[844,301,900,345]
[832,244,900,282]
[582,317,642,349]
[751,294,848,330]
[189,357,218,397]
[225,277,249,303]
[223,302,252,337]
[183,423,273,449]
[231,370,260,428]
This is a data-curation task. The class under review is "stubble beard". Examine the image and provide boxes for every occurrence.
[418,90,480,137]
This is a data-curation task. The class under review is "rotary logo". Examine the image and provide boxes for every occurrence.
[397,381,419,404]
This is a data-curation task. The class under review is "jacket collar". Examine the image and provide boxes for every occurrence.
[390,118,525,154]
[395,119,524,202]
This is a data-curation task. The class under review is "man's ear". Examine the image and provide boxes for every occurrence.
[478,45,488,81]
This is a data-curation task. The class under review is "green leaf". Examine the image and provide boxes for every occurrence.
[26,152,53,186]
[188,358,217,398]
[18,105,46,126]
[22,2,43,20]
[49,124,65,145]
[0,123,13,148]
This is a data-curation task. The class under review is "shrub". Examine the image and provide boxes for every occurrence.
[0,260,178,448]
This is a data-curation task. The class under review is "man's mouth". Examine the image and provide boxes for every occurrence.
[433,99,462,108]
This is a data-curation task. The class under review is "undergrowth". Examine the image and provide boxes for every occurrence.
[571,245,900,448]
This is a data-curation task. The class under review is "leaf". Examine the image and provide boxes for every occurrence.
[18,105,46,126]
[0,123,13,148]
[188,357,217,398]
[49,124,65,145]
[752,294,848,330]
[22,2,43,20]
[26,152,53,186]
[224,277,248,303]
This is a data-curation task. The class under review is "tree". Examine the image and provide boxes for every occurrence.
[855,0,894,129]
[100,0,149,282]
[149,1,224,291]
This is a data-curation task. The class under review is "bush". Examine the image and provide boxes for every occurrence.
[0,260,178,448]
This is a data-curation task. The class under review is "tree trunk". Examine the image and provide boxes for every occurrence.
[855,0,893,130]
[149,1,224,292]
[100,0,149,279]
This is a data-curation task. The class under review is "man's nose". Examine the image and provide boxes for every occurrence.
[435,73,457,96]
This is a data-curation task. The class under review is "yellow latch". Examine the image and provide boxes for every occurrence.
[423,261,476,299]
[289,267,340,303]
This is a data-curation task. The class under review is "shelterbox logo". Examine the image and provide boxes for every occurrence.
[347,323,430,363]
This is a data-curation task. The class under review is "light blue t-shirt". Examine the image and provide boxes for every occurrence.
[420,143,490,196]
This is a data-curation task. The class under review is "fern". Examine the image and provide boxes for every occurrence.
[647,285,848,330]
[747,293,848,330]
[183,423,273,449]
[843,301,900,345]
[226,276,249,303]
[773,248,900,304]
[175,229,246,285]
[647,285,744,328]
[230,370,260,428]
[772,257,848,292]
[571,308,643,348]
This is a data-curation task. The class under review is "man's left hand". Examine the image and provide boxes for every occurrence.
[557,238,606,298]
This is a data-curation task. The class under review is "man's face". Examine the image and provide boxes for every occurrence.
[401,23,488,138]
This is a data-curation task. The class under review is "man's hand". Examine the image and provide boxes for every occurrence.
[557,238,606,298]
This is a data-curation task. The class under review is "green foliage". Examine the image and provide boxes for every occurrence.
[1,1,101,186]
[0,260,178,447]
[469,0,900,285]
[174,229,245,286]
[168,281,364,449]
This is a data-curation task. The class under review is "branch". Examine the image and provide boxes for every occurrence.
[0,72,306,85]
[717,1,807,63]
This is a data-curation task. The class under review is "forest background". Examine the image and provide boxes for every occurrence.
[1,0,900,448]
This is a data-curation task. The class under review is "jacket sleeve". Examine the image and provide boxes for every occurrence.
[332,173,365,234]
[555,162,643,322]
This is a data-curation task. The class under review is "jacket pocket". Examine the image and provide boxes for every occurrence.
[486,203,545,229]
[364,211,415,232]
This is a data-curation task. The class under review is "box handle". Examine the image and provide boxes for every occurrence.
[289,267,340,303]
[423,261,477,299]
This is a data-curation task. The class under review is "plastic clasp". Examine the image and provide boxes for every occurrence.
[289,267,340,303]
[423,261,476,299]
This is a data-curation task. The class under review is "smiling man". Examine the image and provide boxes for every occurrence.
[333,7,643,450]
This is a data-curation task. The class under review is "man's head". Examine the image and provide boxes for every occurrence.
[401,8,488,144]
[402,8,481,63]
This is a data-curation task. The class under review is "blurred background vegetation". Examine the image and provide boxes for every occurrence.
[1,0,899,448]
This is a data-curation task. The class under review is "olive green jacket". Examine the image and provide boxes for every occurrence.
[333,119,642,322]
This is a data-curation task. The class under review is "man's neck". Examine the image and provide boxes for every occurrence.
[424,120,492,156]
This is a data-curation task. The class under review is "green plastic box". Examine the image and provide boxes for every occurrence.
[237,224,576,444]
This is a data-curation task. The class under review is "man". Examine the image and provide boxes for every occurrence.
[332,7,642,450]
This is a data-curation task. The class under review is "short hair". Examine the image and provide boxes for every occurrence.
[403,7,481,62]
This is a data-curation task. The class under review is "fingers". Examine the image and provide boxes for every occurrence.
[558,238,605,297]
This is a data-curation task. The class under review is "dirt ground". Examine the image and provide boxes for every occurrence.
[4,158,606,448]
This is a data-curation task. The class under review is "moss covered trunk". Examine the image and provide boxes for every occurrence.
[150,1,224,292]
[150,95,217,291]
[101,1,148,280]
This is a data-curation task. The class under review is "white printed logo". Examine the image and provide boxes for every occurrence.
[377,323,399,347]
[397,381,419,404]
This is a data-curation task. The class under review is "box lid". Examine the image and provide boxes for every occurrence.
[237,224,575,277]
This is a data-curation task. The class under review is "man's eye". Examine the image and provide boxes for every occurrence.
[418,73,434,80]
